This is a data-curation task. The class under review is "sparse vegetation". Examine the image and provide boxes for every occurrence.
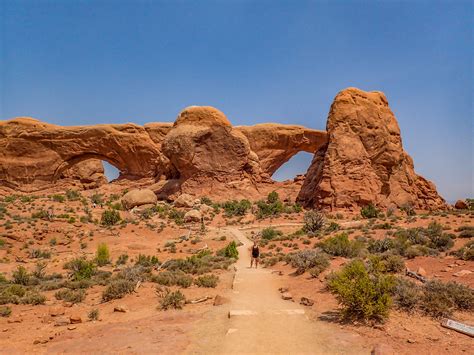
[361,204,380,219]
[318,233,364,258]
[194,274,219,288]
[101,209,121,226]
[286,249,330,276]
[95,243,111,266]
[158,288,186,310]
[55,289,86,303]
[303,210,325,235]
[327,260,394,322]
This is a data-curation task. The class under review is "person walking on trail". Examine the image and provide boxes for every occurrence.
[250,240,260,268]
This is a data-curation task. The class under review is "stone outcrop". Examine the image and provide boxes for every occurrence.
[0,113,324,193]
[121,189,157,210]
[60,159,107,188]
[297,88,445,210]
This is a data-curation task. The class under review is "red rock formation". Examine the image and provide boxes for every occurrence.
[60,159,107,188]
[0,112,324,195]
[297,88,446,210]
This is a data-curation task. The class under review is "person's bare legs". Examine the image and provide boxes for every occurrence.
[255,258,258,269]
[250,258,254,268]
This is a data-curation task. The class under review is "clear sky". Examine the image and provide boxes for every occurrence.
[1,0,472,201]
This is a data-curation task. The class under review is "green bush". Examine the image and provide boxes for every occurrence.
[318,233,364,258]
[361,204,380,219]
[222,199,251,217]
[303,210,325,235]
[152,271,193,288]
[101,209,121,226]
[64,258,96,281]
[55,289,86,303]
[102,279,135,301]
[168,209,185,225]
[95,243,110,266]
[66,189,81,201]
[267,191,279,203]
[219,241,239,259]
[327,260,394,322]
[255,199,283,219]
[21,291,46,305]
[166,253,233,275]
[261,227,282,240]
[12,266,30,285]
[51,194,65,203]
[135,254,160,267]
[116,254,129,265]
[286,249,329,275]
[158,289,186,310]
[194,274,219,288]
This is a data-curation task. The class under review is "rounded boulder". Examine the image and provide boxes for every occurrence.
[121,189,157,210]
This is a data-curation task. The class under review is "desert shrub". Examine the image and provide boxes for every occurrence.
[255,199,283,219]
[0,306,11,317]
[326,222,340,233]
[158,288,186,310]
[458,228,474,239]
[64,258,96,281]
[194,274,219,288]
[318,233,364,258]
[0,273,7,283]
[421,280,455,318]
[166,253,233,275]
[392,278,420,312]
[267,191,279,203]
[152,271,193,288]
[88,308,99,321]
[28,249,51,259]
[12,266,30,285]
[66,189,81,201]
[90,193,104,205]
[101,209,121,226]
[383,255,405,273]
[33,261,47,280]
[200,196,213,206]
[0,284,26,304]
[366,254,405,275]
[368,238,394,254]
[51,194,65,203]
[454,241,474,261]
[95,243,110,266]
[261,227,282,240]
[31,209,49,219]
[361,204,380,219]
[135,254,160,267]
[222,199,251,217]
[168,209,185,225]
[102,279,135,301]
[418,280,473,318]
[218,241,239,259]
[303,211,325,235]
[372,223,392,230]
[286,249,330,275]
[21,291,46,305]
[327,260,394,322]
[116,254,129,265]
[55,289,86,303]
[400,203,416,216]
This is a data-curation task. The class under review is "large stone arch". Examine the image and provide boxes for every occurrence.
[236,124,328,176]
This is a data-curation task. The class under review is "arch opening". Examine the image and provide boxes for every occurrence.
[271,151,314,182]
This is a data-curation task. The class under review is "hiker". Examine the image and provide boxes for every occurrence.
[250,240,260,268]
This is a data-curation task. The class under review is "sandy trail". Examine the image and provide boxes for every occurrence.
[186,227,367,355]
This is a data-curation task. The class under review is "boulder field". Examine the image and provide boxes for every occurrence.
[0,87,446,210]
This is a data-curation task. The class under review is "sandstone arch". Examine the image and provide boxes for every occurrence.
[236,124,327,177]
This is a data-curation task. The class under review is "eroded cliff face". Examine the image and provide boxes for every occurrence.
[297,88,446,210]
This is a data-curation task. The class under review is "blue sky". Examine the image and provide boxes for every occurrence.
[1,0,472,201]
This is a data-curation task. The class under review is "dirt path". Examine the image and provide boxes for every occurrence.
[186,227,368,354]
